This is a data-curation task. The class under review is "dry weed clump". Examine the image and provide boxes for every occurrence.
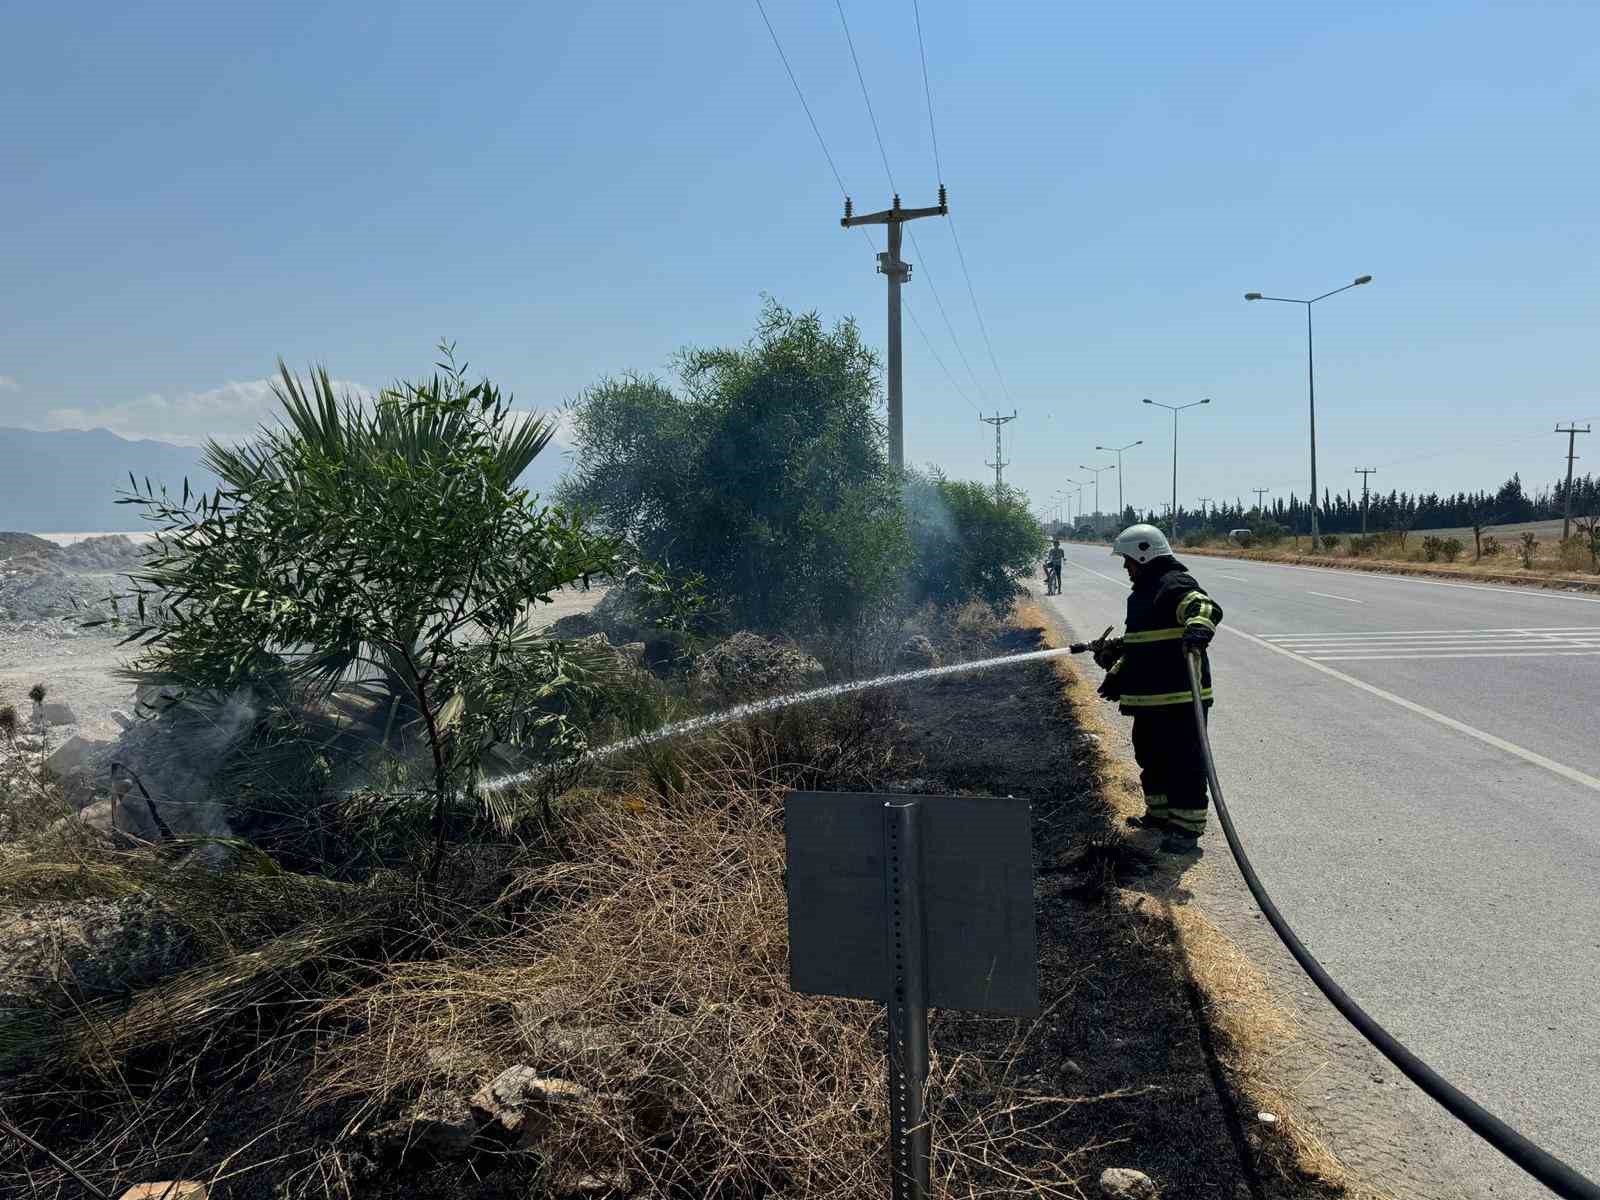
[313,716,1097,1199]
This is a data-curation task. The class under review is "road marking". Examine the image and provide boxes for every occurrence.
[1262,626,1600,639]
[1306,590,1364,604]
[1223,625,1600,794]
[1216,573,1250,582]
[1309,650,1600,662]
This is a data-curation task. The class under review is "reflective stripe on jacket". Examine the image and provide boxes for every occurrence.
[1113,558,1222,711]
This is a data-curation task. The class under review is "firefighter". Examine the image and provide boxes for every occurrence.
[1091,523,1222,855]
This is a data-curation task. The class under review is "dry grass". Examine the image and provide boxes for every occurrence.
[310,718,1112,1198]
[1181,539,1600,592]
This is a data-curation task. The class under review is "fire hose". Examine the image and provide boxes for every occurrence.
[1180,647,1599,1199]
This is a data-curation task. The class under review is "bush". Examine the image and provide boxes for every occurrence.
[1347,534,1373,557]
[1421,536,1443,563]
[1520,531,1539,568]
[1440,537,1464,563]
[1481,535,1503,558]
[903,472,1046,616]
[1320,534,1341,552]
[560,301,908,633]
[99,346,623,882]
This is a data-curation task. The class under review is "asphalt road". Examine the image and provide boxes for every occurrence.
[1047,545,1600,1198]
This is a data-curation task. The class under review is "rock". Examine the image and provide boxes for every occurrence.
[693,632,825,701]
[43,734,110,779]
[40,701,77,726]
[118,1184,208,1200]
[110,709,135,730]
[1099,1167,1159,1200]
[895,634,941,670]
[619,641,647,664]
[471,1065,593,1139]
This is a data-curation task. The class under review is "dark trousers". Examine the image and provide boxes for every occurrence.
[1129,705,1210,830]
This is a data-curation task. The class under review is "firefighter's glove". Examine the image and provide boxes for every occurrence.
[1091,637,1124,671]
[1096,674,1123,702]
[1182,625,1214,651]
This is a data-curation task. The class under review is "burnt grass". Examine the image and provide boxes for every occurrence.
[896,621,1303,1198]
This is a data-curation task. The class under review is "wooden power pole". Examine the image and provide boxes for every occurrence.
[841,189,948,471]
[981,411,1017,499]
[1556,423,1591,541]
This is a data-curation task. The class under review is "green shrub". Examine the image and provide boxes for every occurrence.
[1421,536,1443,563]
[1481,535,1502,558]
[1519,531,1539,568]
[903,472,1046,617]
[1440,537,1464,563]
[1320,534,1341,552]
[560,300,909,633]
[1346,534,1373,557]
[98,345,623,882]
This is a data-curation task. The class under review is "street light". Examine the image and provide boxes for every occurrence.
[1077,464,1114,532]
[1093,440,1143,523]
[1245,275,1372,547]
[1143,398,1211,542]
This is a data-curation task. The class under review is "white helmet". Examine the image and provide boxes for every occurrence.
[1111,523,1172,563]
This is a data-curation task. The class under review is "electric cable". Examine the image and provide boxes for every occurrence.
[835,0,991,408]
[1182,650,1600,1200]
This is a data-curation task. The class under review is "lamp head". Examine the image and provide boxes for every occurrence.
[1244,292,1262,301]
[1354,275,1372,286]
[1142,398,1153,405]
[1201,397,1211,404]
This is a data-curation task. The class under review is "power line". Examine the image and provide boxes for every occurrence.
[751,0,981,423]
[908,0,1013,407]
[834,0,897,193]
[754,0,849,198]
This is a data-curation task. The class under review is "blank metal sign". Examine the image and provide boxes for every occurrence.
[785,791,1038,1016]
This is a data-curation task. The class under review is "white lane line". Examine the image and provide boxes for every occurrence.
[1065,558,1600,793]
[1308,650,1600,662]
[1216,573,1251,582]
[1306,591,1365,604]
[1263,626,1600,640]
[1224,626,1600,794]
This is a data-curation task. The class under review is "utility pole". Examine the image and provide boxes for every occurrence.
[981,411,1017,499]
[841,189,948,472]
[1198,497,1213,526]
[1252,488,1269,515]
[1354,467,1377,535]
[1556,423,1591,541]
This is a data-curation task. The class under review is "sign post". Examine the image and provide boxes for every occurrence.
[786,791,1038,1199]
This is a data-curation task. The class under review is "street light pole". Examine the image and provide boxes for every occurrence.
[1094,440,1143,525]
[1078,464,1113,531]
[1245,275,1372,548]
[1143,398,1211,541]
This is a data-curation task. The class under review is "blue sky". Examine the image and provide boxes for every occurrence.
[2,0,1596,518]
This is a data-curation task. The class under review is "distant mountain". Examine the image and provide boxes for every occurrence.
[0,427,221,533]
[1,426,573,534]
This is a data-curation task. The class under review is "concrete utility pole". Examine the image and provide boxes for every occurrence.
[841,189,948,472]
[1198,498,1213,524]
[1556,423,1591,541]
[1355,467,1377,535]
[1253,488,1269,515]
[981,411,1017,499]
[1143,398,1211,542]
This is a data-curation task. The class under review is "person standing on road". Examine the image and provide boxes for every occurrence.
[1091,524,1223,854]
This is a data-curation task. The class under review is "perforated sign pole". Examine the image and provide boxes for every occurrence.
[884,800,931,1200]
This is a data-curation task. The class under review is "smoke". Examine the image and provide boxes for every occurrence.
[107,686,259,850]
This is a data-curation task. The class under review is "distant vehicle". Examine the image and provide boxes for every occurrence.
[1228,529,1254,546]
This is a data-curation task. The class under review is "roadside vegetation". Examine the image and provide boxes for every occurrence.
[0,304,1069,1199]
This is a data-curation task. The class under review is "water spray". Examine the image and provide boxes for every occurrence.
[479,643,1095,798]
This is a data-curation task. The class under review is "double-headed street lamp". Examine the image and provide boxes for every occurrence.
[1094,440,1143,523]
[1077,464,1114,530]
[1245,275,1372,547]
[1142,398,1211,541]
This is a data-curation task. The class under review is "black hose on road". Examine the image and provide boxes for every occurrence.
[1183,650,1600,1200]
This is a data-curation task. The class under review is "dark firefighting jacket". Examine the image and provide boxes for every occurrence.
[1102,557,1222,713]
